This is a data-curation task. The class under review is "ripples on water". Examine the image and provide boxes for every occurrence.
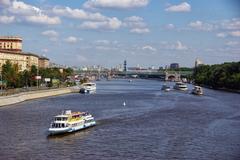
[0,79,240,160]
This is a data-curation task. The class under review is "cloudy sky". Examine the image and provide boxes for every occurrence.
[0,0,239,67]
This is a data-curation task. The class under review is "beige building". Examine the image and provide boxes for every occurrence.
[0,36,49,72]
[0,36,22,52]
[39,57,50,68]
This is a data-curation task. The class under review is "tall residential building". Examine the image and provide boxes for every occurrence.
[195,58,203,67]
[39,57,50,68]
[124,60,127,72]
[170,63,179,69]
[0,36,22,52]
[0,36,49,72]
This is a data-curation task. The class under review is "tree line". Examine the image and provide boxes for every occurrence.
[193,62,240,90]
[1,60,74,89]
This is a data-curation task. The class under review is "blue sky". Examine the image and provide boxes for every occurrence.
[0,0,239,68]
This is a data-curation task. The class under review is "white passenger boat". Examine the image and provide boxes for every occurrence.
[161,84,171,91]
[80,82,96,94]
[48,110,96,135]
[173,82,188,91]
[191,86,203,95]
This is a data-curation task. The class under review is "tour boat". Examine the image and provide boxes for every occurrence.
[173,82,188,91]
[79,82,96,94]
[191,86,203,95]
[48,110,96,135]
[161,84,171,91]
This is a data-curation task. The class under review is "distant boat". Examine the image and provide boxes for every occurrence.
[79,82,96,94]
[191,86,203,95]
[123,101,126,106]
[174,82,188,91]
[48,110,96,135]
[128,79,133,82]
[182,78,187,83]
[161,84,171,91]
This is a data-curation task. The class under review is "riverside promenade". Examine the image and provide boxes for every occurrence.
[0,87,79,107]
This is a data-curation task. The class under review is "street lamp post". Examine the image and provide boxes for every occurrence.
[0,71,3,95]
[0,72,1,90]
[37,67,39,89]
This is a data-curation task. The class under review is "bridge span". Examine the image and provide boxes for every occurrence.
[75,70,192,81]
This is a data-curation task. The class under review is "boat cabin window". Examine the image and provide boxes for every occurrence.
[55,117,68,121]
[52,123,66,128]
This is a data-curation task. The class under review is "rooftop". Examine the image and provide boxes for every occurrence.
[0,36,22,41]
[0,49,39,58]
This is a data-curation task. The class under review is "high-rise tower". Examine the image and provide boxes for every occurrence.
[124,60,127,72]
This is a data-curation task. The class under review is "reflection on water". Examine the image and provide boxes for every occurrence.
[0,79,240,160]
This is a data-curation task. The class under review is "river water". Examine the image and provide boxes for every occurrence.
[0,79,240,160]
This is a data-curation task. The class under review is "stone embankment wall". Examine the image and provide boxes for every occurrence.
[0,87,79,107]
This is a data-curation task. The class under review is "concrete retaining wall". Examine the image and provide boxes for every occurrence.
[0,87,78,107]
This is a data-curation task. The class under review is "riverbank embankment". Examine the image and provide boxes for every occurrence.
[0,87,79,107]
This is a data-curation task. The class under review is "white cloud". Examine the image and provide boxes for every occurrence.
[216,31,240,38]
[52,6,107,21]
[229,31,240,37]
[142,45,156,52]
[9,1,41,16]
[221,18,240,30]
[175,41,188,50]
[216,32,227,38]
[226,41,239,46]
[165,23,175,29]
[64,36,79,43]
[95,40,110,45]
[0,15,15,24]
[165,2,191,12]
[25,15,61,25]
[189,21,202,28]
[161,41,188,50]
[41,30,59,37]
[124,16,143,22]
[0,0,11,6]
[188,20,216,31]
[95,46,117,51]
[83,0,149,9]
[185,18,240,33]
[7,1,61,25]
[80,17,122,30]
[123,16,149,33]
[123,16,146,28]
[130,28,150,34]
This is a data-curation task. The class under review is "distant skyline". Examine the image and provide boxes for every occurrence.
[0,0,239,67]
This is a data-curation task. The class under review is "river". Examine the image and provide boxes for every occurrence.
[0,79,240,160]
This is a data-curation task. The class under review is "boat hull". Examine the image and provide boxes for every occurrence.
[48,122,96,135]
[79,88,96,94]
[192,91,203,95]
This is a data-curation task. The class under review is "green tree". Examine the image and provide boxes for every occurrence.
[19,70,31,87]
[193,62,240,90]
[30,65,38,86]
[2,60,19,88]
